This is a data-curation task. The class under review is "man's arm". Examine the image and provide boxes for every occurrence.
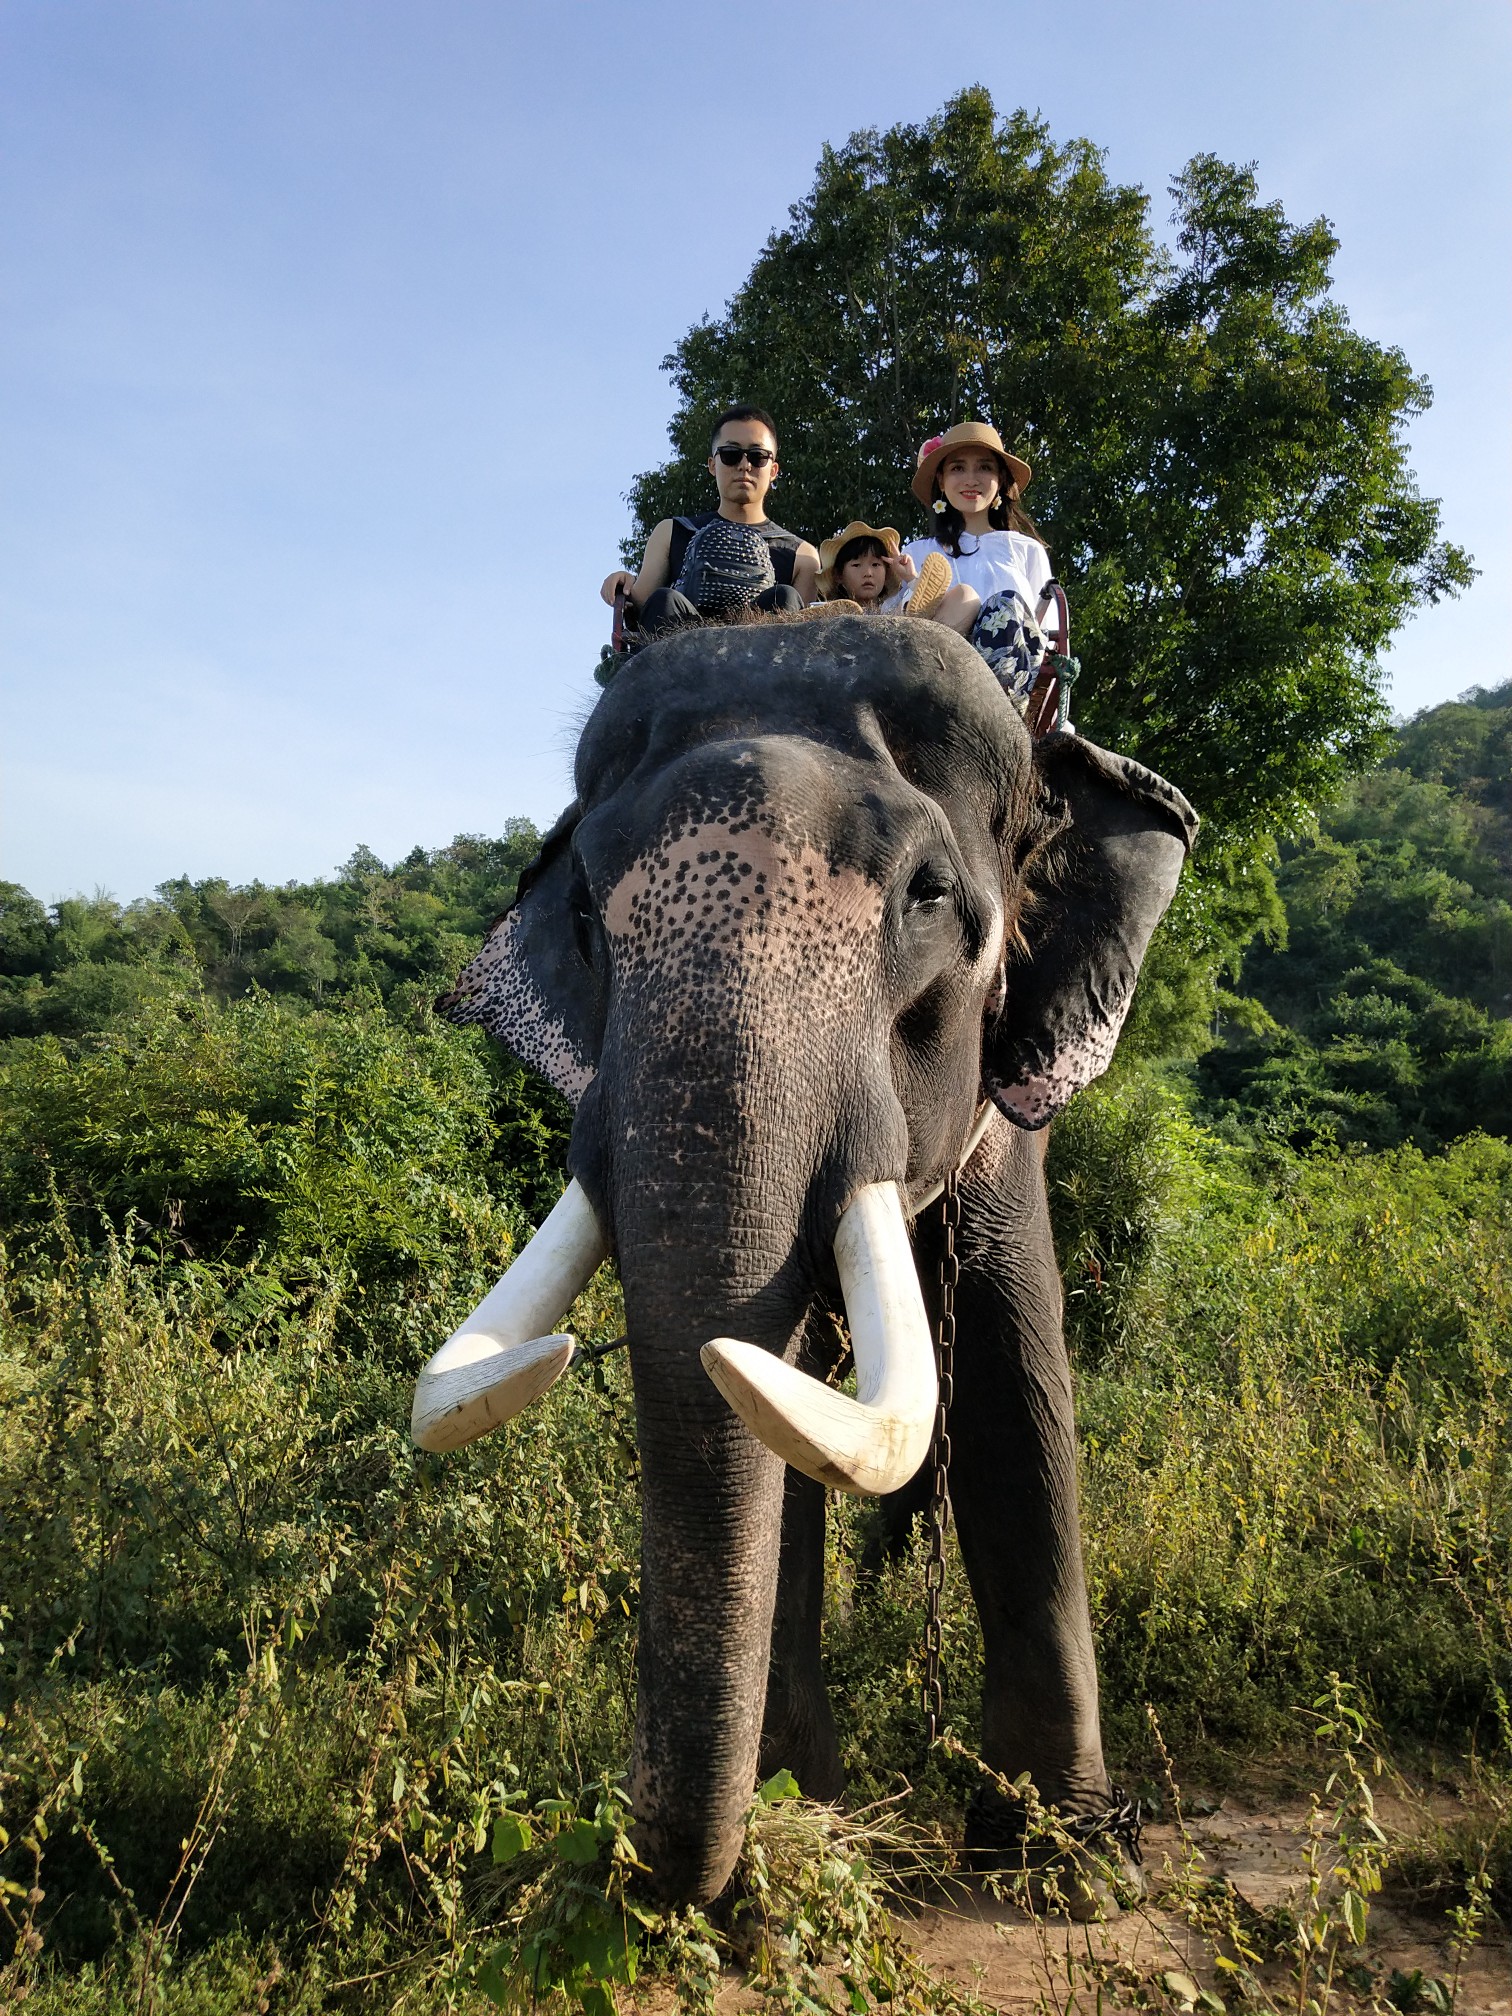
[792,541,821,605]
[600,519,676,608]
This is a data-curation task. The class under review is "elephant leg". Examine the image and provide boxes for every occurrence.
[858,1457,930,1583]
[759,1465,844,1801]
[919,1114,1113,1836]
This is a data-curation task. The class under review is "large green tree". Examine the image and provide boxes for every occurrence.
[626,91,1471,1038]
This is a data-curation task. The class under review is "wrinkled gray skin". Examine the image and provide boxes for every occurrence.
[440,616,1197,1906]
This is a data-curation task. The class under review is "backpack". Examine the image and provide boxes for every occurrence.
[673,517,777,617]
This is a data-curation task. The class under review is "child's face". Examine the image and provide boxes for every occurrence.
[839,550,889,605]
[938,451,1003,517]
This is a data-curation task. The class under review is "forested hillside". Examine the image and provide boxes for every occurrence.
[0,818,544,1034]
[1201,680,1512,1151]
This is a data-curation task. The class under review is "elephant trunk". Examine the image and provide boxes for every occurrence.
[613,1172,805,1903]
[573,896,910,1905]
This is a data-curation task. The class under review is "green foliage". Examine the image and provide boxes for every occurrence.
[1120,832,1288,1063]
[1289,1680,1389,1979]
[1045,1069,1212,1364]
[0,819,574,1267]
[628,89,1471,863]
[1,1221,639,2007]
[1201,680,1512,1149]
[0,820,543,1037]
[475,1777,660,2015]
[1394,680,1512,837]
[1074,1121,1512,1757]
[0,991,562,1286]
[728,1783,956,2016]
[471,1773,977,2016]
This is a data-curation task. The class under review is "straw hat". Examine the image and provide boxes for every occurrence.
[911,422,1031,509]
[816,521,901,599]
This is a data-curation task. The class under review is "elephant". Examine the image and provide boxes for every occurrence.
[422,614,1198,1907]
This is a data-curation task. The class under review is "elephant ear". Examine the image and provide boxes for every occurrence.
[434,804,600,1105]
[984,735,1199,1130]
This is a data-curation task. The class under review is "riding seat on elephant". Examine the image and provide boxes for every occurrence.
[424,613,1198,1908]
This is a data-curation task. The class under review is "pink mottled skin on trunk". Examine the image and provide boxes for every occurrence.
[603,826,886,963]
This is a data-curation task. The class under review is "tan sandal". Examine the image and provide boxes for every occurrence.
[907,551,952,620]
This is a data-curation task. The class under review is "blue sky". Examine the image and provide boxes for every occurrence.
[4,0,1508,902]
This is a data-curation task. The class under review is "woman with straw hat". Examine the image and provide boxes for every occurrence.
[888,421,1057,698]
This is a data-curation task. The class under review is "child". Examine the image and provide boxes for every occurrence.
[889,421,1057,697]
[817,521,973,628]
[816,523,902,611]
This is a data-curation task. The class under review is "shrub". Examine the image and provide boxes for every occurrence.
[1045,1067,1226,1364]
[0,992,556,1292]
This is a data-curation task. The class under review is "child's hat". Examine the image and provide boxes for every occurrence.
[816,521,900,598]
[911,422,1031,508]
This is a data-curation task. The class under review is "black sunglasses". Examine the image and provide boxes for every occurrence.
[713,444,776,467]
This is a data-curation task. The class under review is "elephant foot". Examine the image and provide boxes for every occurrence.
[963,1782,1144,1920]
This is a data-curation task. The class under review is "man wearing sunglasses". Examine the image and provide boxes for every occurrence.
[600,405,819,636]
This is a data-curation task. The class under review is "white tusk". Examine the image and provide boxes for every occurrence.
[700,1183,936,1497]
[411,1180,609,1452]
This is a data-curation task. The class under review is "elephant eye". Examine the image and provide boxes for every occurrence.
[904,862,955,913]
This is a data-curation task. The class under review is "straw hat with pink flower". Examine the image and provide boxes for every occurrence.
[911,422,1032,508]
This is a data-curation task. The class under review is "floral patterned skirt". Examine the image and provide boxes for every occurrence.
[969,589,1048,700]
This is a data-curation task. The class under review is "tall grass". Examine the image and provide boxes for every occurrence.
[1052,1082,1512,1760]
[1,1016,1508,2008]
[0,1214,638,2008]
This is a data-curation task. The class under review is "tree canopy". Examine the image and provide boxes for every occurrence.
[628,89,1472,858]
[0,820,543,1039]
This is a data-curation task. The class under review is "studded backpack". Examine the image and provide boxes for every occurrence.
[672,518,778,617]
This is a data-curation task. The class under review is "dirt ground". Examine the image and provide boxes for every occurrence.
[639,1792,1511,2014]
[896,1795,1510,2016]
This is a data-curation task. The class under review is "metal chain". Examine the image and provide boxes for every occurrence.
[923,1167,960,1744]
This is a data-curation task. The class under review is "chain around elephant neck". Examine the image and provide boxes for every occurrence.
[923,1167,959,1744]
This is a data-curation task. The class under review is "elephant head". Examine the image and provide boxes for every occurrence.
[426,616,1196,1902]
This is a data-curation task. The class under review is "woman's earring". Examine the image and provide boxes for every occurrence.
[932,498,947,516]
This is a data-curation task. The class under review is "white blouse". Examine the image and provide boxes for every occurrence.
[887,529,1054,621]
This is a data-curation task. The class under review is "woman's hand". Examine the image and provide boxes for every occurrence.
[601,569,635,606]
